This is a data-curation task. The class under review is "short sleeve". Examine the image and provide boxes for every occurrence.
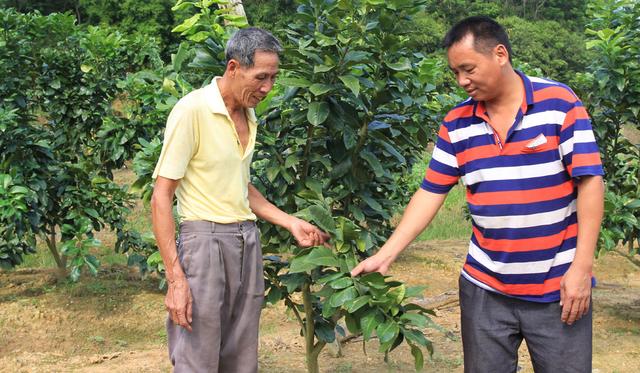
[421,124,461,194]
[152,104,198,180]
[558,97,604,179]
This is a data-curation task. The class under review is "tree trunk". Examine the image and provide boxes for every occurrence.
[43,228,67,278]
[302,283,321,373]
[219,0,247,23]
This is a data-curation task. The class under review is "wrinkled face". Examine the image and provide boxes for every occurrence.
[229,50,279,108]
[447,35,507,102]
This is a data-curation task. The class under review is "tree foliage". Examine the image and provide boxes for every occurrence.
[252,0,461,371]
[579,0,640,256]
[130,0,460,371]
[0,9,161,276]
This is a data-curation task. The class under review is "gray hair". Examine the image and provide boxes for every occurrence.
[225,27,282,67]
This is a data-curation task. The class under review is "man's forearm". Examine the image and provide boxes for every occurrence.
[573,176,605,271]
[151,182,184,282]
[248,183,294,229]
[378,188,447,261]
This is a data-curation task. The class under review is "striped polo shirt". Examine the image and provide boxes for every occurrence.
[421,71,604,303]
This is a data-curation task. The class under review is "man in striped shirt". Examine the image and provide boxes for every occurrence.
[351,16,604,372]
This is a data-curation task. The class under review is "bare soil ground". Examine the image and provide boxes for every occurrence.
[1,241,639,373]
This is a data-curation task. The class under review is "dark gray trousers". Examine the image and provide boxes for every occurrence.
[168,220,264,373]
[459,276,592,373]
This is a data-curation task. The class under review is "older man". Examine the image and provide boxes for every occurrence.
[352,16,604,372]
[151,27,329,373]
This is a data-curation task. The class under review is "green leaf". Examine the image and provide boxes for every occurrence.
[9,186,29,195]
[305,179,324,198]
[360,309,383,340]
[307,102,330,125]
[339,75,360,96]
[83,208,100,220]
[345,295,371,313]
[278,76,312,88]
[410,344,425,371]
[358,272,387,288]
[266,286,283,304]
[361,194,384,213]
[345,313,361,334]
[329,286,358,308]
[308,204,336,232]
[625,199,640,209]
[329,276,353,289]
[289,254,318,273]
[172,13,201,33]
[404,329,430,347]
[387,284,406,304]
[309,83,333,96]
[314,64,334,73]
[281,273,308,293]
[360,150,385,177]
[173,42,190,72]
[400,312,428,328]
[376,320,400,344]
[314,320,336,343]
[386,57,412,71]
[379,140,406,164]
[317,272,346,284]
[306,246,340,267]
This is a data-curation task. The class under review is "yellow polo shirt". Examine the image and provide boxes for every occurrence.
[152,77,258,223]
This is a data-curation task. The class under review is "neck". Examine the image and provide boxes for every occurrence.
[485,68,522,112]
[217,75,244,115]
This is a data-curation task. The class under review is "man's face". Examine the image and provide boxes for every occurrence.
[231,51,279,108]
[447,35,505,102]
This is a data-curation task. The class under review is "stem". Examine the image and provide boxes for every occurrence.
[42,227,67,279]
[263,268,306,332]
[302,282,321,373]
[44,231,64,269]
[285,297,305,332]
[343,119,371,211]
[351,119,370,172]
[300,122,315,185]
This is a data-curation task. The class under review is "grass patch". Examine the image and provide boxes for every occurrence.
[418,183,470,241]
[402,151,471,241]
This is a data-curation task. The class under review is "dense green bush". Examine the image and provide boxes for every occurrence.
[0,9,161,276]
[579,0,640,256]
[499,16,592,84]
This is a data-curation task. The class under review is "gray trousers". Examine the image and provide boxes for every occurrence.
[168,220,264,373]
[459,276,592,373]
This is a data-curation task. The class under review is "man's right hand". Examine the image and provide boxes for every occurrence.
[350,253,395,277]
[165,277,193,331]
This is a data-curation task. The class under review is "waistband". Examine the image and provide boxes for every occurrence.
[179,220,256,234]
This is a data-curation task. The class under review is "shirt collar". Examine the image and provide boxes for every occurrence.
[473,69,534,119]
[205,77,257,126]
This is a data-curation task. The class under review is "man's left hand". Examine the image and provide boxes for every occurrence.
[559,265,592,325]
[288,217,330,247]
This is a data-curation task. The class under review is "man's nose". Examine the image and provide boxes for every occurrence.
[260,81,274,93]
[457,74,470,87]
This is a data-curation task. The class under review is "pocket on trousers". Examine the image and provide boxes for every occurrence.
[252,229,265,296]
[177,233,199,278]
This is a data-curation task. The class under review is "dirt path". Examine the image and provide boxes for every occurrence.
[1,241,638,372]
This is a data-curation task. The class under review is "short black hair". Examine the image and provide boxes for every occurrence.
[226,27,282,67]
[443,16,513,63]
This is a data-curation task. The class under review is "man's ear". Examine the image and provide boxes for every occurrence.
[494,44,510,66]
[226,59,241,76]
